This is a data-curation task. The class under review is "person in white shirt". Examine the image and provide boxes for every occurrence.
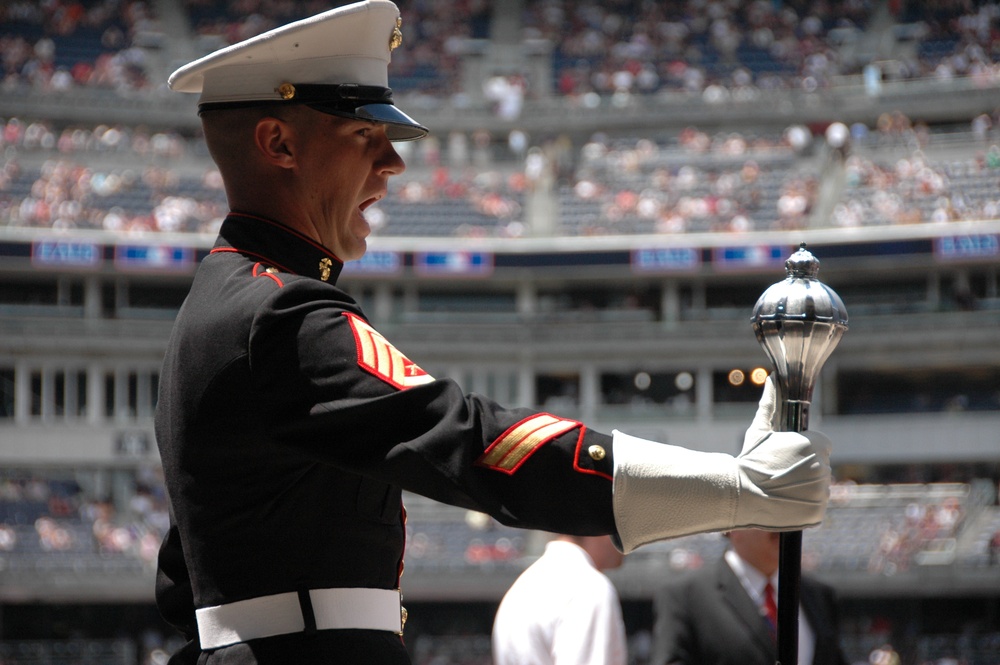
[492,534,627,665]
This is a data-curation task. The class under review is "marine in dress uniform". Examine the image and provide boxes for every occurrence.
[155,2,834,663]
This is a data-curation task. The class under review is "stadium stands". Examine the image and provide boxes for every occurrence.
[0,0,159,91]
[0,472,991,589]
[0,469,997,663]
[6,116,1000,238]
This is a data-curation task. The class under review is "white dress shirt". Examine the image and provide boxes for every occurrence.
[492,540,627,665]
[724,549,816,665]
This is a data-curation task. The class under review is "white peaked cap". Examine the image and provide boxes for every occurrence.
[168,0,427,141]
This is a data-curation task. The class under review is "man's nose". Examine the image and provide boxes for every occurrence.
[378,136,406,176]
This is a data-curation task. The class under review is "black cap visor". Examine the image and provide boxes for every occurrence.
[309,102,429,142]
[198,82,429,141]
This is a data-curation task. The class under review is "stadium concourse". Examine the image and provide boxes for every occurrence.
[1,1,1000,664]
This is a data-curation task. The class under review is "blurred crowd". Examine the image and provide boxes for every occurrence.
[0,470,983,579]
[2,1,1000,239]
[0,468,996,663]
[0,116,225,235]
[527,0,871,100]
[1,0,158,92]
[566,126,818,235]
[866,495,966,576]
[2,0,1000,100]
[6,111,1000,238]
[0,468,168,566]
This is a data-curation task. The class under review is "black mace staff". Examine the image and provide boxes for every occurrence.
[750,243,848,665]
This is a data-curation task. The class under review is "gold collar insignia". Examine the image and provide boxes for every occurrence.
[319,257,333,282]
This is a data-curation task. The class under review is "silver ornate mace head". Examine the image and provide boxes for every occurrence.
[750,243,849,404]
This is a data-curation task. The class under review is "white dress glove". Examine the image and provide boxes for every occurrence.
[611,376,832,554]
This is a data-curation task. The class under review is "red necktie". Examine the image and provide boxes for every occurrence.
[763,581,778,640]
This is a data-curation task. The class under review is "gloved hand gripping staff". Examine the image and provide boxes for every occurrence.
[750,243,848,665]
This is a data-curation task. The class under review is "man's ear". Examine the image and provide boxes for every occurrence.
[254,117,296,168]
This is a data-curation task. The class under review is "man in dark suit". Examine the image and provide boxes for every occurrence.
[651,529,847,665]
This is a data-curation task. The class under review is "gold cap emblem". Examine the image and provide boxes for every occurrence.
[319,257,333,282]
[277,82,296,100]
[389,16,402,51]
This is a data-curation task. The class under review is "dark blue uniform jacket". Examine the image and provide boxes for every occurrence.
[154,213,618,663]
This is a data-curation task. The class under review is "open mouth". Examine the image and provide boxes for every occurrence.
[359,194,382,212]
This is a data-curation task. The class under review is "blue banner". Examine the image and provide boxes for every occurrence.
[713,245,788,270]
[415,251,493,276]
[631,247,701,272]
[32,240,101,268]
[342,250,403,275]
[115,245,194,272]
[934,234,999,261]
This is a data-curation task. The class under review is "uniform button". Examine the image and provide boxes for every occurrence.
[588,445,606,461]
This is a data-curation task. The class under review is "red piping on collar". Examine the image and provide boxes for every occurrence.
[227,211,344,265]
[209,247,295,275]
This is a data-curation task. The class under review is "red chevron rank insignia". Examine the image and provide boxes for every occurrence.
[345,313,434,390]
[476,414,582,474]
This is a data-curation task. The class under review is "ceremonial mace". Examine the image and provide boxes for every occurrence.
[750,243,848,665]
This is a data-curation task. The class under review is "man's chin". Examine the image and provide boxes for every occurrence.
[342,239,368,263]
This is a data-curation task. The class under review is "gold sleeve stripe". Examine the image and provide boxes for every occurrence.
[477,415,580,473]
[346,313,434,390]
[479,414,561,466]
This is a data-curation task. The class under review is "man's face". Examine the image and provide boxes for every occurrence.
[295,110,406,261]
[729,529,780,576]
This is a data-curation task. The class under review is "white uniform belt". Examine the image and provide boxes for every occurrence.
[195,587,403,649]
